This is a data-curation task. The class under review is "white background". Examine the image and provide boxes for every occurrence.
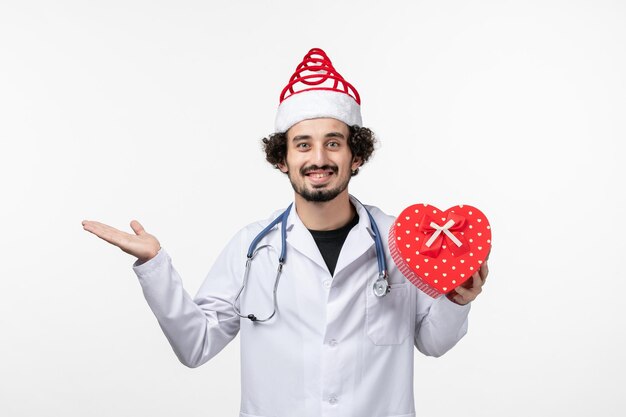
[1,1,624,416]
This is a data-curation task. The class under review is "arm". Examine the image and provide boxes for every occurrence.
[133,243,241,368]
[414,260,489,357]
[414,291,470,357]
[82,219,242,368]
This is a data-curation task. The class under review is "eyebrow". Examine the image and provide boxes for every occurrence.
[292,132,346,142]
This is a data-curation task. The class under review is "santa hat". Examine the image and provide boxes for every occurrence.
[275,48,362,133]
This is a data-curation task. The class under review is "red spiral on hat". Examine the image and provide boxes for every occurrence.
[279,48,361,105]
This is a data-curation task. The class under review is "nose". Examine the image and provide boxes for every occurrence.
[311,143,330,166]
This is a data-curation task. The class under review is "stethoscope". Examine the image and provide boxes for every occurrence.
[232,199,391,323]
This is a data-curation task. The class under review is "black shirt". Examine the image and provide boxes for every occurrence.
[308,213,360,276]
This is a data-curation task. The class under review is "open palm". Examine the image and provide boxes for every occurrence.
[82,219,161,263]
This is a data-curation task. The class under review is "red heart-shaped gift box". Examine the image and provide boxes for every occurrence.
[388,204,491,298]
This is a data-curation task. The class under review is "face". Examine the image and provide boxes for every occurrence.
[278,118,362,203]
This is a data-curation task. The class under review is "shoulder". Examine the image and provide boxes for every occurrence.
[240,208,285,234]
[362,203,396,231]
[226,207,287,252]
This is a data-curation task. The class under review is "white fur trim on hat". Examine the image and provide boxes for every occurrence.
[275,89,362,133]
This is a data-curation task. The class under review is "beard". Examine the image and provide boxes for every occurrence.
[287,164,351,203]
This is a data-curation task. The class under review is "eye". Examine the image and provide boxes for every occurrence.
[327,141,340,148]
[296,142,310,149]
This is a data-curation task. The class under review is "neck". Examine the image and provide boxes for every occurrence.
[294,190,356,231]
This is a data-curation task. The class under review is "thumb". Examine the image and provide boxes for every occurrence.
[130,220,145,235]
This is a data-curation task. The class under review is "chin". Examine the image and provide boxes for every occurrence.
[298,185,347,203]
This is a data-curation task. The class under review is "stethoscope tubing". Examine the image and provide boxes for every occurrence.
[232,200,389,322]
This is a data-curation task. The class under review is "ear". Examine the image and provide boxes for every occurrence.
[351,156,363,172]
[277,161,289,173]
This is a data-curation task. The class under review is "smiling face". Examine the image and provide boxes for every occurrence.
[278,118,362,203]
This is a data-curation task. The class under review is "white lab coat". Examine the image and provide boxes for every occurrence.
[133,195,470,417]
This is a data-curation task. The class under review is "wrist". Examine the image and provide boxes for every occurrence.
[138,247,161,264]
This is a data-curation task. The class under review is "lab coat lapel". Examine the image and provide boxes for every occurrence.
[284,206,329,274]
[333,198,376,277]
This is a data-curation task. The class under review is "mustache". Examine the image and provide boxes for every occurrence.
[300,165,339,176]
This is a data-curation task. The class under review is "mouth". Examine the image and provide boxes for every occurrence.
[306,170,333,178]
[304,168,335,185]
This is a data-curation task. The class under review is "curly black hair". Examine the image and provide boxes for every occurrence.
[261,125,377,176]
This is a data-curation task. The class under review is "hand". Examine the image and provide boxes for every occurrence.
[82,219,161,263]
[446,256,489,305]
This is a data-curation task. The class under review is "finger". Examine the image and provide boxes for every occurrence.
[82,220,130,247]
[130,220,145,236]
[472,271,483,288]
[82,220,111,235]
[452,293,468,305]
[479,260,489,283]
[454,284,472,297]
[454,284,477,303]
[456,273,481,296]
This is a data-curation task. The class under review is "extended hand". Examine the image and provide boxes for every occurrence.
[82,219,161,263]
[446,257,489,305]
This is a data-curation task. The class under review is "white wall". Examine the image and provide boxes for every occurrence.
[1,1,624,416]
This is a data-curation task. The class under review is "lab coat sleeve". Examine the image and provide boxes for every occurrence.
[132,235,243,368]
[413,290,471,357]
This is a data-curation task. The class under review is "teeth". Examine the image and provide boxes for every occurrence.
[311,173,330,178]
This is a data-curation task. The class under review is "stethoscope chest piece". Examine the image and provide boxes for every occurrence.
[373,275,391,297]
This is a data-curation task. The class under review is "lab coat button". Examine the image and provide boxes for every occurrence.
[328,394,338,404]
[323,279,332,289]
[329,339,338,347]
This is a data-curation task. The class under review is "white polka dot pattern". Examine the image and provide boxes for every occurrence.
[388,204,492,297]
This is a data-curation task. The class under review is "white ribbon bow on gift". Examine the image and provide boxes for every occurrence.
[424,219,463,248]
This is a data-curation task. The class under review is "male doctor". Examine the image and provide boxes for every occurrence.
[82,48,488,417]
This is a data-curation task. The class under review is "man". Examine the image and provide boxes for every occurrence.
[82,48,487,417]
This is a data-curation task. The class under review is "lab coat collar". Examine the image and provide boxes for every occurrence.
[282,194,376,277]
[333,195,377,277]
